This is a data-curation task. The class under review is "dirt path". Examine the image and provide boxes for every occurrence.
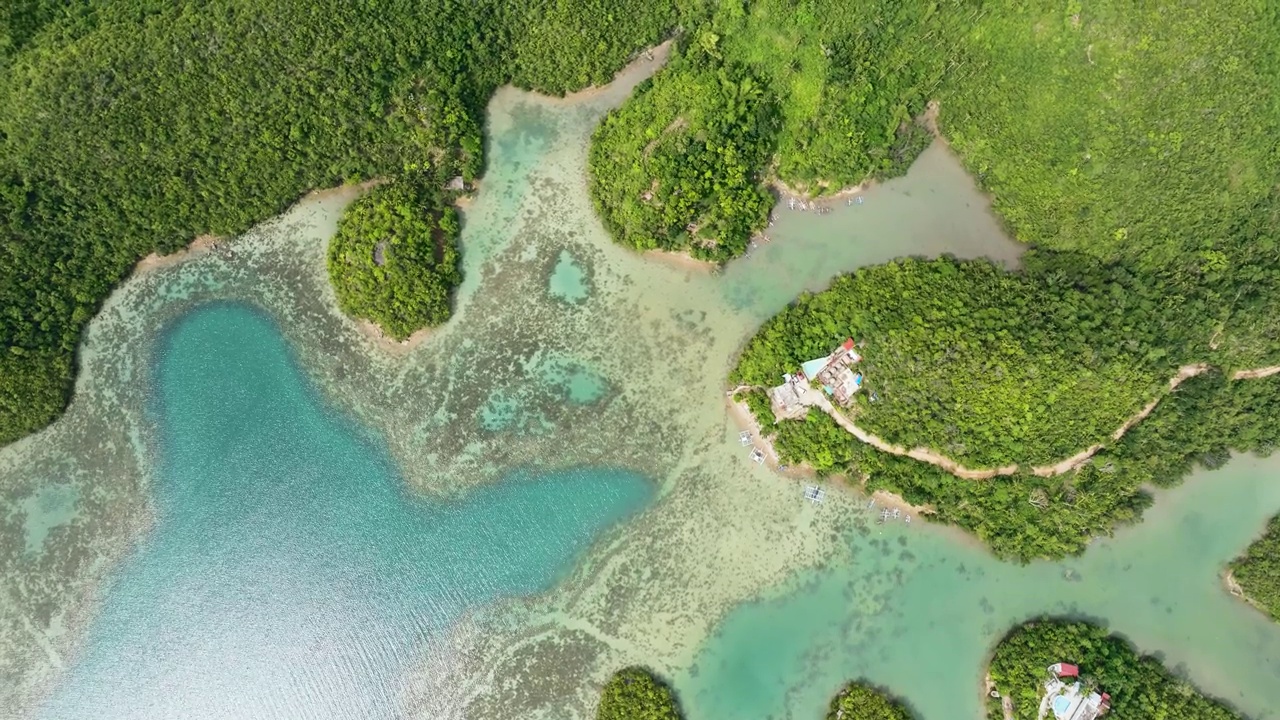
[1232,365,1280,380]
[803,387,1014,479]
[789,361,1276,481]
[1027,363,1209,476]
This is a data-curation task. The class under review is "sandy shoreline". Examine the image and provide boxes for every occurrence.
[353,319,435,356]
[724,394,933,517]
[726,394,783,468]
[133,234,225,275]
[537,40,673,106]
[771,176,875,203]
[1220,569,1272,620]
[1223,569,1245,598]
[644,249,718,273]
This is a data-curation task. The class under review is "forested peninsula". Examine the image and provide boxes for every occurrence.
[1229,514,1280,622]
[0,0,686,444]
[698,0,1280,560]
[986,620,1242,720]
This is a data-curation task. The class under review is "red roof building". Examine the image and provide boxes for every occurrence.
[1050,662,1080,677]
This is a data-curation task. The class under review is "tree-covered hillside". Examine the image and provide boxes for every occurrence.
[0,0,691,443]
[732,256,1170,468]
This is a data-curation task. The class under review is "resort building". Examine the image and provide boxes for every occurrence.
[768,337,865,419]
[770,372,809,419]
[803,338,863,406]
[1040,663,1110,720]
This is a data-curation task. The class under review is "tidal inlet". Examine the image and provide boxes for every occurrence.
[3,52,1280,720]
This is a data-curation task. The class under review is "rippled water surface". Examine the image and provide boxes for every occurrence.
[32,304,652,719]
[3,50,1280,720]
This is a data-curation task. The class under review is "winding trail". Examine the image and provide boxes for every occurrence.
[778,362,1280,481]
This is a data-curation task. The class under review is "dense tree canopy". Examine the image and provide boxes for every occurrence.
[987,620,1241,720]
[719,0,1280,560]
[327,180,461,339]
[0,0,694,443]
[588,0,954,259]
[732,256,1173,468]
[1230,514,1280,623]
[596,667,684,720]
[940,1,1280,268]
[825,682,914,720]
[588,41,777,261]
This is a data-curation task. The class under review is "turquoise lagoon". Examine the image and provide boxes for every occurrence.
[36,304,651,719]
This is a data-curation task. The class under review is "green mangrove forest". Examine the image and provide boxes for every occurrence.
[1230,514,1280,623]
[3,0,1279,575]
[987,620,1241,720]
[0,0,684,443]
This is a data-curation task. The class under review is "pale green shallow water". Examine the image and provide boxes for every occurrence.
[2,52,1279,720]
[681,455,1280,719]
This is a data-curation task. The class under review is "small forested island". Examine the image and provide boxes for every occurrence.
[987,620,1240,720]
[596,667,684,720]
[1229,513,1280,622]
[592,669,915,720]
[825,682,914,720]
[327,180,462,339]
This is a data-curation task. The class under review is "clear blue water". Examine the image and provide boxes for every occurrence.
[38,303,652,720]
